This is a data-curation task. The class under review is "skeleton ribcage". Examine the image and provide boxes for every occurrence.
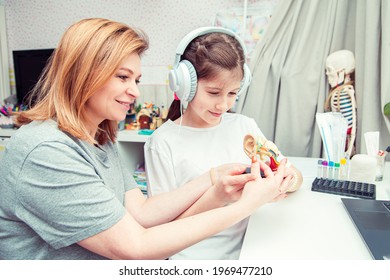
[325,84,357,157]
[331,86,354,130]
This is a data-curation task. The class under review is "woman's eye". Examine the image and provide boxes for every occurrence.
[117,75,128,81]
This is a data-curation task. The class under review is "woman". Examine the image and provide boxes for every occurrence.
[144,27,302,260]
[0,18,292,260]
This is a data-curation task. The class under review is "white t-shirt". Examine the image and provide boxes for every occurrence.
[144,113,265,260]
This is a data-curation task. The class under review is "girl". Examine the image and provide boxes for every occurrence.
[144,27,302,260]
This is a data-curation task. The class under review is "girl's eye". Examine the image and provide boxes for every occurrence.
[135,79,141,85]
[229,91,238,96]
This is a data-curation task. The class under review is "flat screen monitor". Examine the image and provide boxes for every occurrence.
[13,48,54,105]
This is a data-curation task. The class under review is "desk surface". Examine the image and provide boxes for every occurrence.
[239,157,390,260]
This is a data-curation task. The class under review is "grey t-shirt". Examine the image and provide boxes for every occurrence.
[0,120,137,259]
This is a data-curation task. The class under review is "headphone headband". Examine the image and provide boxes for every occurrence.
[169,26,251,103]
[173,26,248,67]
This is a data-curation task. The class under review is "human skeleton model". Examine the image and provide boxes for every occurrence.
[325,50,357,158]
[243,134,302,192]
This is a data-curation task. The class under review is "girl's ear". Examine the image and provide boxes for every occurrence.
[243,134,256,159]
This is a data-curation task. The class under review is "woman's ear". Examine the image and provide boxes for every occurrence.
[243,134,256,159]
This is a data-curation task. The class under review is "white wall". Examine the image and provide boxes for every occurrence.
[3,0,251,66]
[2,0,248,106]
[2,0,276,107]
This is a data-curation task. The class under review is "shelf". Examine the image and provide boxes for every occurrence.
[0,128,17,137]
[116,130,151,143]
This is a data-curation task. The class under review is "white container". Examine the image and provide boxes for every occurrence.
[349,154,377,183]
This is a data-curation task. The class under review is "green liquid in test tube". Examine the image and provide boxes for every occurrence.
[334,162,340,180]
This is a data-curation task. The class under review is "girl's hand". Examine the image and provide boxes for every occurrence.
[211,163,258,205]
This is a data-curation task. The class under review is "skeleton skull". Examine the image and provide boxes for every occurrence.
[325,50,355,88]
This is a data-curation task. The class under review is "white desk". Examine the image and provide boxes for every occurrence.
[239,157,390,260]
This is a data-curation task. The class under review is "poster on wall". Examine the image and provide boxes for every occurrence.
[213,0,277,63]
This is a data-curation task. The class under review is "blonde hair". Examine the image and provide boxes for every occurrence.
[15,18,149,145]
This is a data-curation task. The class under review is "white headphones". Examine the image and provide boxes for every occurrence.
[168,26,252,103]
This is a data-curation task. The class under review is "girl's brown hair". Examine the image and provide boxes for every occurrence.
[167,32,245,121]
[15,18,149,145]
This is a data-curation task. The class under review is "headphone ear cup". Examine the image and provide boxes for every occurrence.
[238,63,252,96]
[174,60,198,102]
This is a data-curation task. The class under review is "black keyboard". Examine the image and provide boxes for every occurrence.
[311,177,376,199]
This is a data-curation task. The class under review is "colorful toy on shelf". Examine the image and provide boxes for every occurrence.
[137,108,152,129]
[135,102,167,130]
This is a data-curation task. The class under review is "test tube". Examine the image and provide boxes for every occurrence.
[334,162,340,180]
[328,161,334,180]
[340,158,347,180]
[317,159,323,178]
[322,160,328,178]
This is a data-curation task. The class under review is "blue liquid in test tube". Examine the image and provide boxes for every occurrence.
[328,161,334,179]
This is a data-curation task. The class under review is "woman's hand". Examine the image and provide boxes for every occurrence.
[271,160,302,192]
[264,159,302,193]
[173,163,259,219]
[239,158,293,208]
[210,163,257,205]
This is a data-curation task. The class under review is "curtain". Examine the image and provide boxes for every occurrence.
[237,0,390,159]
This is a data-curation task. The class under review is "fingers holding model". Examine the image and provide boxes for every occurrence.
[240,158,292,207]
[210,158,291,211]
[211,163,256,205]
